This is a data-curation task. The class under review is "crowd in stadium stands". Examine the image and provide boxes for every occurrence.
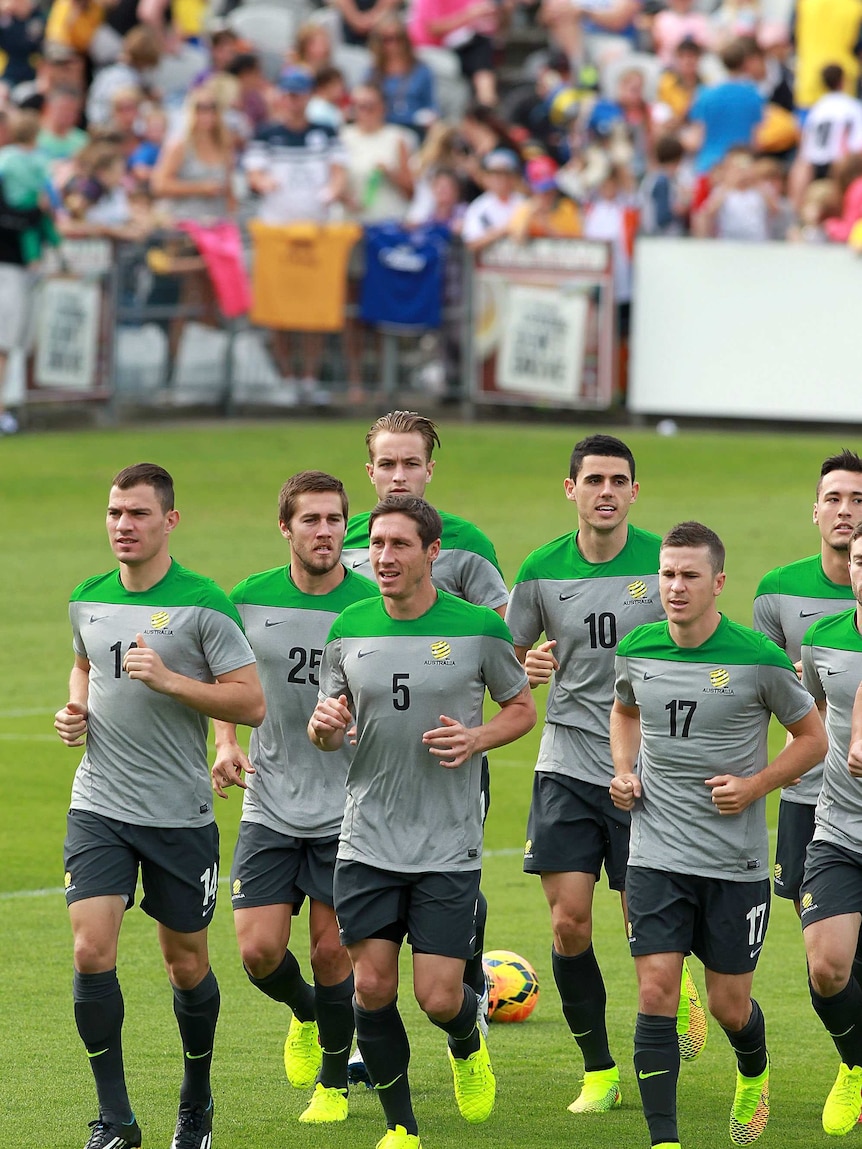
[2,0,862,430]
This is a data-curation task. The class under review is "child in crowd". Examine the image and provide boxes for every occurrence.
[0,107,60,263]
[754,155,793,238]
[308,67,348,130]
[128,105,167,188]
[787,180,841,243]
[693,146,775,241]
[640,133,690,235]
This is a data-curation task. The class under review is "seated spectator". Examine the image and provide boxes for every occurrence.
[693,146,774,240]
[824,152,862,242]
[461,147,525,250]
[128,104,167,187]
[509,153,582,240]
[151,85,235,223]
[651,0,712,65]
[639,132,690,234]
[656,34,705,126]
[0,0,45,90]
[37,85,87,164]
[369,18,437,133]
[406,0,498,108]
[290,23,334,73]
[86,25,161,127]
[343,81,415,221]
[227,52,270,134]
[308,66,348,131]
[686,38,763,179]
[790,63,862,208]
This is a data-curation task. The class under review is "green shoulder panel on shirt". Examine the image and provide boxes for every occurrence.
[802,608,862,652]
[618,613,796,670]
[326,589,513,644]
[755,554,852,601]
[513,523,662,585]
[438,511,504,572]
[344,513,371,550]
[231,564,378,613]
[71,560,244,627]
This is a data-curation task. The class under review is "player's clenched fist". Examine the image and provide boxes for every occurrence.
[54,701,89,747]
[849,739,862,777]
[308,695,353,751]
[123,634,174,692]
[524,639,559,687]
[610,771,641,811]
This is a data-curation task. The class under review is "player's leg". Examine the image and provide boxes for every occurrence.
[803,842,862,1134]
[462,756,492,1032]
[65,810,141,1149]
[411,868,494,1125]
[231,823,319,1087]
[773,797,815,917]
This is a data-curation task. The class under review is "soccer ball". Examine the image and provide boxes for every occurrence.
[482,950,539,1023]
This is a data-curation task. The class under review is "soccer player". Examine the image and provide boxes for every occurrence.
[342,409,509,1035]
[53,463,266,1149]
[210,470,378,1123]
[505,433,703,1117]
[611,521,826,1149]
[800,523,862,1135]
[308,495,536,1149]
[754,449,862,914]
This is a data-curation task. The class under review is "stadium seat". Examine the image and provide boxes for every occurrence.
[154,43,211,107]
[226,5,297,71]
[416,45,470,122]
[306,5,344,47]
[333,43,373,90]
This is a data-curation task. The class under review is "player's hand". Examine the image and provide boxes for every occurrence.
[422,715,478,769]
[309,695,353,746]
[848,739,862,777]
[348,724,358,747]
[705,774,755,815]
[123,634,175,693]
[54,701,88,746]
[524,640,559,687]
[793,659,803,680]
[610,771,641,810]
[211,743,255,799]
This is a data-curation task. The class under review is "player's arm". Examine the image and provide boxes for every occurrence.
[515,641,559,687]
[308,694,353,751]
[54,655,91,747]
[422,682,536,769]
[211,720,255,799]
[122,636,266,726]
[849,680,862,776]
[609,698,642,810]
[706,704,827,815]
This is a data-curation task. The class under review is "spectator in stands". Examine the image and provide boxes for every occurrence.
[793,0,862,113]
[459,102,523,173]
[686,38,763,178]
[651,0,712,65]
[45,0,105,62]
[407,163,467,227]
[86,25,161,127]
[824,152,862,242]
[368,18,438,134]
[342,82,415,221]
[540,0,641,74]
[640,132,690,235]
[9,39,85,108]
[461,146,525,250]
[693,145,775,240]
[407,121,477,217]
[656,34,704,127]
[711,0,761,45]
[37,85,87,165]
[202,24,241,79]
[227,53,270,134]
[509,152,582,239]
[290,22,334,74]
[308,66,348,131]
[739,33,794,111]
[407,0,497,109]
[787,178,841,242]
[107,86,145,161]
[128,104,167,187]
[330,0,401,48]
[152,86,235,223]
[0,106,58,264]
[505,50,577,164]
[612,65,653,178]
[0,0,45,90]
[789,64,862,208]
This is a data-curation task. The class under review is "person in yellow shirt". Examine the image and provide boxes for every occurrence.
[45,0,106,56]
[509,154,582,241]
[793,0,862,110]
[656,35,705,127]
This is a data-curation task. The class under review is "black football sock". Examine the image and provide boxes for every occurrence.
[852,931,862,990]
[74,969,133,1127]
[172,968,220,1107]
[634,1012,680,1146]
[722,998,767,1078]
[430,984,482,1058]
[246,949,315,1022]
[811,978,862,1068]
[354,997,417,1135]
[463,889,488,997]
[315,974,355,1090]
[552,946,614,1071]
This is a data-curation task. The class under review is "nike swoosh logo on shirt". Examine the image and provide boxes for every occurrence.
[89,615,108,623]
[638,1069,669,1079]
[357,649,377,658]
[264,619,289,627]
[827,669,847,676]
[352,559,367,568]
[643,672,665,680]
[799,610,823,618]
[559,592,579,601]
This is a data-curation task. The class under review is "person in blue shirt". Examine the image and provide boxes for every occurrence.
[688,38,763,175]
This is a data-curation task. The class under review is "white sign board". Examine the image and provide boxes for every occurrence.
[497,286,588,402]
[35,278,101,391]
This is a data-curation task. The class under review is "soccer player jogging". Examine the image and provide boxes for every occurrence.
[753,449,862,915]
[210,471,379,1124]
[54,464,265,1149]
[342,410,509,1036]
[308,496,536,1149]
[611,521,826,1149]
[505,433,705,1117]
[800,523,862,1135]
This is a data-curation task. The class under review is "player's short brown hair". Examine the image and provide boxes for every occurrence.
[661,521,726,574]
[369,495,442,549]
[279,470,348,524]
[569,433,636,482]
[366,411,441,463]
[111,463,174,511]
[817,449,862,495]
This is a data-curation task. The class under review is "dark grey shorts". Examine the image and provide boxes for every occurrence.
[774,800,816,902]
[523,770,629,890]
[626,865,771,975]
[333,858,481,959]
[230,820,338,911]
[801,839,862,928]
[64,808,219,933]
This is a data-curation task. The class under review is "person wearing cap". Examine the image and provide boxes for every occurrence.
[461,148,525,251]
[509,153,581,240]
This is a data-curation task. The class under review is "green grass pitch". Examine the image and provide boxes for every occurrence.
[0,420,852,1148]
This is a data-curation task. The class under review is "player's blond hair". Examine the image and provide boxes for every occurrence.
[366,411,441,463]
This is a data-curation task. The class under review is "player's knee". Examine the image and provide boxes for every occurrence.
[705,990,750,1031]
[73,934,116,974]
[353,966,397,1010]
[552,911,592,954]
[310,935,351,983]
[808,956,851,999]
[238,938,284,979]
[637,972,679,1016]
[415,982,462,1020]
[164,951,210,990]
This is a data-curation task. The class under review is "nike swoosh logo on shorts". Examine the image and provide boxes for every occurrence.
[264,619,289,627]
[750,945,763,959]
[638,1069,669,1079]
